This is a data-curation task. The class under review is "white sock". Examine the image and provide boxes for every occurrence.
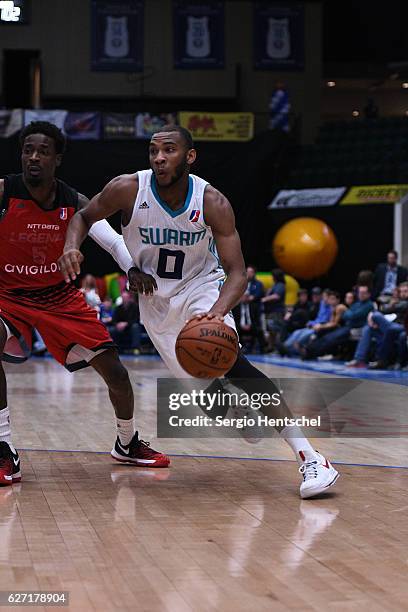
[116,417,135,446]
[0,407,15,452]
[280,425,317,464]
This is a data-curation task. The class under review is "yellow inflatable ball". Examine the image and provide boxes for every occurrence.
[272,217,338,280]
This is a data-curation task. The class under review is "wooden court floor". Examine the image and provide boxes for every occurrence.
[1,357,408,611]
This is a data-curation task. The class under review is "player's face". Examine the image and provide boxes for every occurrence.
[21,134,62,186]
[149,132,196,187]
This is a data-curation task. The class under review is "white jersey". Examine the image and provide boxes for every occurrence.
[122,169,225,298]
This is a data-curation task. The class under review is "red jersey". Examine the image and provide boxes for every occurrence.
[0,175,114,368]
[0,173,78,292]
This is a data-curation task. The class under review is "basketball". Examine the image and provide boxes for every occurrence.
[176,318,239,378]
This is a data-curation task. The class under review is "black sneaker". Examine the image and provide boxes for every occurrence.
[0,441,21,486]
[111,432,170,468]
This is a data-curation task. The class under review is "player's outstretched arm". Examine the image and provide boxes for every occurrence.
[77,193,134,275]
[59,174,137,282]
[202,187,247,319]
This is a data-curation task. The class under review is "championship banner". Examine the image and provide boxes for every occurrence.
[0,109,23,137]
[253,2,304,71]
[135,113,177,139]
[269,187,346,209]
[64,112,101,140]
[179,111,253,141]
[173,1,224,69]
[340,185,408,205]
[103,113,136,139]
[91,0,144,72]
[24,109,67,131]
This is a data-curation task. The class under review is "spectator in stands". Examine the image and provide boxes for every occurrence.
[262,268,286,350]
[304,286,374,360]
[389,286,400,305]
[373,250,408,301]
[244,265,265,302]
[356,270,373,293]
[233,265,266,353]
[302,291,347,359]
[99,297,114,326]
[344,291,355,307]
[364,98,379,119]
[262,268,285,312]
[347,282,408,369]
[309,287,323,320]
[279,288,311,342]
[281,289,332,356]
[109,291,141,354]
[81,274,101,310]
[269,82,290,132]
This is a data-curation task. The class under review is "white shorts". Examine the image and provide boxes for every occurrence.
[139,274,237,377]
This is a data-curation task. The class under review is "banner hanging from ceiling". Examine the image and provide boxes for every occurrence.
[173,1,224,69]
[91,0,144,72]
[253,2,304,70]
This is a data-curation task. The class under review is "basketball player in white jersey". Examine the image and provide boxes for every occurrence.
[59,126,339,499]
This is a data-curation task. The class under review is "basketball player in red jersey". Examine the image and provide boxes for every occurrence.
[59,125,339,499]
[0,122,169,486]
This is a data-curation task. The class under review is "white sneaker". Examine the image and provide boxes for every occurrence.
[298,450,339,499]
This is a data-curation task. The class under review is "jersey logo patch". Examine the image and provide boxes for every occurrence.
[139,201,149,209]
[189,209,200,222]
[60,207,68,220]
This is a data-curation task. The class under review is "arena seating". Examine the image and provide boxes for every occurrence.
[286,116,408,188]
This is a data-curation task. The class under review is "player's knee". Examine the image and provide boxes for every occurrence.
[92,350,132,389]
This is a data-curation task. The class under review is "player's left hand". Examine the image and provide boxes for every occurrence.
[127,267,158,295]
[58,249,84,282]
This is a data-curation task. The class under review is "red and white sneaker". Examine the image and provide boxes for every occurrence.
[111,432,170,468]
[298,450,339,499]
[0,441,21,486]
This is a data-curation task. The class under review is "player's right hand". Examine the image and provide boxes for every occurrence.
[58,249,84,282]
[128,268,158,295]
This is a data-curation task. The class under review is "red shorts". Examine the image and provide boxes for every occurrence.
[0,283,114,371]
